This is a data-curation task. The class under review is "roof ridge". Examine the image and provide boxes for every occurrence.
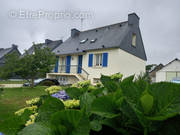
[81,21,128,33]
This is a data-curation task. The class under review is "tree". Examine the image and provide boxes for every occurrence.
[0,46,56,87]
[0,52,20,80]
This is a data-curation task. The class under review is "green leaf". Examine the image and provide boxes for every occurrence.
[65,87,83,99]
[51,110,90,135]
[147,82,180,121]
[80,92,96,116]
[18,123,52,135]
[36,96,64,122]
[91,95,120,118]
[90,120,102,132]
[100,75,119,92]
[140,90,154,114]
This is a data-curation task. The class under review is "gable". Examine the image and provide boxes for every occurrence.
[118,25,147,61]
[158,60,180,72]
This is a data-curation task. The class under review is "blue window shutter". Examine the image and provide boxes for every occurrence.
[66,56,71,73]
[54,56,59,73]
[103,53,108,67]
[88,54,93,67]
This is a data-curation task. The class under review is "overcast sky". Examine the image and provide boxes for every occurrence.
[0,0,180,65]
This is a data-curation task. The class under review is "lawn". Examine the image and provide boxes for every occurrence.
[0,86,47,125]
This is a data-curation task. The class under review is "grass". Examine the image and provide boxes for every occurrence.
[0,80,27,84]
[0,86,47,125]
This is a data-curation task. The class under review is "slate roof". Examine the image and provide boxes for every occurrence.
[53,13,147,61]
[0,45,20,60]
[0,48,13,59]
[24,39,63,56]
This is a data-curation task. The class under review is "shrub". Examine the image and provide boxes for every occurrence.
[15,106,38,116]
[0,88,4,97]
[110,73,123,81]
[45,86,62,94]
[26,97,40,106]
[63,99,80,109]
[72,80,91,88]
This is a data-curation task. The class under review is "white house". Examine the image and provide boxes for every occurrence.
[156,58,180,82]
[47,13,147,84]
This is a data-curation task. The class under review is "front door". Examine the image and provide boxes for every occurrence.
[77,55,83,74]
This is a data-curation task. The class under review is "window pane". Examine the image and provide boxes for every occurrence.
[177,72,180,77]
[166,72,176,81]
[100,54,102,66]
[96,54,99,66]
[132,34,136,46]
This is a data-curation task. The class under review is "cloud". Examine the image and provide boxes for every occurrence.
[0,0,179,65]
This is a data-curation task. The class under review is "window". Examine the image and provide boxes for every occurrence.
[80,38,88,44]
[166,72,180,82]
[60,57,66,72]
[95,53,102,67]
[90,38,97,43]
[132,33,136,47]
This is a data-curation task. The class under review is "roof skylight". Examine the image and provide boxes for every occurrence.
[90,38,97,43]
[80,38,88,44]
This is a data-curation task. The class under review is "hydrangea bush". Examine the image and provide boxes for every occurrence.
[51,90,70,101]
[9,73,180,135]
[26,97,40,105]
[45,86,62,94]
[15,106,37,116]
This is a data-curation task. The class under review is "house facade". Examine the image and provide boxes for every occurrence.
[149,64,164,82]
[156,58,180,82]
[47,13,147,84]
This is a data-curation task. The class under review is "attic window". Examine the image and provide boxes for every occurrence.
[132,33,136,47]
[80,38,88,44]
[90,38,97,43]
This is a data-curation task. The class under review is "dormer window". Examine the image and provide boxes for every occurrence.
[132,33,136,47]
[80,38,88,44]
[90,38,97,43]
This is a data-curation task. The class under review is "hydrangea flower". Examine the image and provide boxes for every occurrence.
[0,132,3,135]
[51,90,70,101]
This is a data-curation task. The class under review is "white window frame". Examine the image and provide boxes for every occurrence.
[94,53,103,67]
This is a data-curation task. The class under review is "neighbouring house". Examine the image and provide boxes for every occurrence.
[47,13,147,84]
[23,39,63,56]
[156,58,180,82]
[149,64,164,82]
[0,44,21,67]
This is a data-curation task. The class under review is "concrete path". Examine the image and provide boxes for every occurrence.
[0,84,23,88]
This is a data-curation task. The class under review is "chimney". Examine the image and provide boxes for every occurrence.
[58,40,63,44]
[12,44,18,49]
[45,39,53,44]
[128,13,139,27]
[71,28,80,38]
